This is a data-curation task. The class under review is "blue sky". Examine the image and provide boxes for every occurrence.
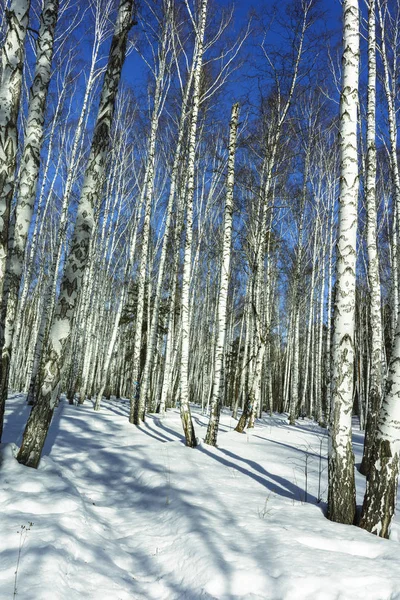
[217,0,343,32]
[120,0,345,110]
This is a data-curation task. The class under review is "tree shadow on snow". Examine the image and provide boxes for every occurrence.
[146,415,186,443]
[252,434,325,462]
[2,394,32,446]
[199,444,317,504]
[3,398,283,599]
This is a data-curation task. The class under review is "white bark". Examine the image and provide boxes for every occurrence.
[94,286,126,410]
[300,225,318,418]
[17,0,135,468]
[328,0,359,525]
[359,0,400,538]
[360,0,384,476]
[0,0,59,429]
[0,0,31,300]
[204,103,239,446]
[20,10,112,401]
[179,0,208,447]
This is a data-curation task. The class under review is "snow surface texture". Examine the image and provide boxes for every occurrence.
[1,395,400,599]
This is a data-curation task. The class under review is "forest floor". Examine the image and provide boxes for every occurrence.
[1,395,400,599]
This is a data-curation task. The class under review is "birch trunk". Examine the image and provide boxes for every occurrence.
[17,0,135,468]
[129,6,170,424]
[315,228,327,425]
[360,0,384,476]
[94,287,125,410]
[231,301,246,419]
[179,0,208,447]
[327,0,359,525]
[324,182,335,422]
[11,79,69,376]
[23,14,110,403]
[289,146,309,424]
[359,319,400,537]
[359,0,400,538]
[0,0,59,438]
[0,0,30,300]
[391,204,399,345]
[300,218,319,418]
[235,343,265,433]
[205,102,239,446]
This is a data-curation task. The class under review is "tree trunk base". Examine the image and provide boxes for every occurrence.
[359,439,399,538]
[327,441,356,525]
[17,391,54,468]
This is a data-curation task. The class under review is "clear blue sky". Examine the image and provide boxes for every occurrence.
[119,0,347,118]
[217,0,343,32]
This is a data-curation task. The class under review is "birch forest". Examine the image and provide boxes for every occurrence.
[2,0,400,543]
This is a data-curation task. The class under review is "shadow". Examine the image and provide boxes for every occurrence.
[2,393,35,446]
[191,413,233,434]
[101,404,130,418]
[252,434,325,461]
[41,400,67,456]
[139,422,175,444]
[283,421,328,439]
[221,447,322,505]
[191,414,207,429]
[198,444,316,503]
[20,401,276,599]
[147,415,185,443]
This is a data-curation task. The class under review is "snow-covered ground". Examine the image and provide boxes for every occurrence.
[1,395,400,600]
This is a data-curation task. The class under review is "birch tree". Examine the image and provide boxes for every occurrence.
[288,134,311,425]
[205,102,239,446]
[17,0,135,468]
[0,0,59,440]
[359,0,384,477]
[359,0,400,538]
[327,0,359,525]
[23,1,120,406]
[0,0,31,298]
[178,0,208,447]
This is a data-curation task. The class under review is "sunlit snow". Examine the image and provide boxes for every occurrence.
[1,395,400,599]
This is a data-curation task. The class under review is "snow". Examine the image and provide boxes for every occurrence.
[2,395,400,599]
